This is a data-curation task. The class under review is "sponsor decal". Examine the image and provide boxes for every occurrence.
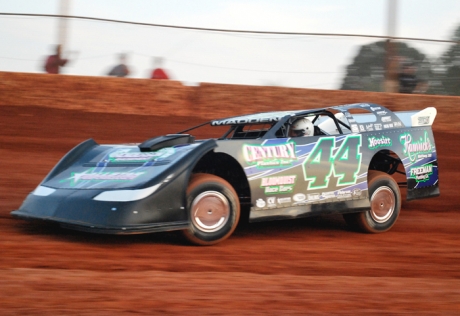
[365,123,374,131]
[212,112,295,126]
[337,190,352,199]
[321,191,336,199]
[418,116,430,125]
[277,197,292,204]
[243,142,297,168]
[400,131,433,162]
[65,168,145,186]
[352,188,362,197]
[307,193,321,202]
[381,116,392,123]
[410,164,433,182]
[267,197,277,207]
[293,193,306,202]
[256,199,266,208]
[374,124,382,131]
[359,125,366,132]
[370,106,381,111]
[351,124,359,133]
[393,121,403,128]
[376,110,388,115]
[368,135,392,149]
[108,148,175,162]
[261,175,296,194]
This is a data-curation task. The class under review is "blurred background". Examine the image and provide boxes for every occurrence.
[0,0,459,95]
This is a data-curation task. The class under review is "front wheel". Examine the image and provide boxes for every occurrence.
[183,173,240,245]
[343,171,401,233]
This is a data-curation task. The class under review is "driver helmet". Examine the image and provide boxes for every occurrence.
[290,118,313,137]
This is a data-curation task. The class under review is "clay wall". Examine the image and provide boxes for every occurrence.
[1,71,457,131]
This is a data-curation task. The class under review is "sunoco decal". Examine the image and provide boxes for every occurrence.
[368,135,392,149]
[243,142,296,168]
[400,131,433,162]
[260,175,296,194]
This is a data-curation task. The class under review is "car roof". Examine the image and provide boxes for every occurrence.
[210,103,392,126]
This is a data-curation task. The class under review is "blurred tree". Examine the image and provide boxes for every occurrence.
[340,40,432,93]
[438,24,460,95]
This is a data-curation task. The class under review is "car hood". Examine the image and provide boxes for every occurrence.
[41,140,212,190]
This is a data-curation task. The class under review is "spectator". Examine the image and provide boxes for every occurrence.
[398,62,426,94]
[150,57,169,80]
[108,54,130,77]
[44,45,69,74]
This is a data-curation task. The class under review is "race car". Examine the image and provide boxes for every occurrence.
[12,103,440,245]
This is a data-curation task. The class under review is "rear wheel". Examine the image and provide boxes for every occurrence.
[183,173,240,245]
[343,171,401,233]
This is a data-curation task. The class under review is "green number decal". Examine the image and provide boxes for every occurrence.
[302,135,362,190]
[333,135,362,186]
[303,137,335,189]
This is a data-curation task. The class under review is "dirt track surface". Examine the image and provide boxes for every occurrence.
[1,105,459,315]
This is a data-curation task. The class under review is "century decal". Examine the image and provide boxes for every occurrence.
[243,142,296,168]
[399,131,432,162]
[368,135,392,149]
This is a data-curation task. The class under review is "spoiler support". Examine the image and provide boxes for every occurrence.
[138,134,195,152]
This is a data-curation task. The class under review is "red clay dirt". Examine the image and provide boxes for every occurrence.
[1,105,459,315]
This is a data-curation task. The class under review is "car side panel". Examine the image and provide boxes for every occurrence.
[216,125,439,221]
[216,135,371,221]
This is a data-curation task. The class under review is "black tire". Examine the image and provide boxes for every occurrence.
[183,173,240,246]
[343,171,401,233]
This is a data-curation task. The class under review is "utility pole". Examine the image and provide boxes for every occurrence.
[58,0,70,52]
[385,0,398,92]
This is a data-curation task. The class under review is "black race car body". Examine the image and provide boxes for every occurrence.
[12,103,440,245]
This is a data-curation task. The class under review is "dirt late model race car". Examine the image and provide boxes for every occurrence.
[12,103,440,245]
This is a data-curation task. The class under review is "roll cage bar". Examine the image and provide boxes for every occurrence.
[177,107,358,140]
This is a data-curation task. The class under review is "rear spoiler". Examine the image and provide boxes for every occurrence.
[410,107,437,127]
[393,107,437,128]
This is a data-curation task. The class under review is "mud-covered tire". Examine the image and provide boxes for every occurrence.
[183,173,240,246]
[343,171,401,233]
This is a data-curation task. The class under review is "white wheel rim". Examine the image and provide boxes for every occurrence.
[370,186,395,223]
[191,191,230,233]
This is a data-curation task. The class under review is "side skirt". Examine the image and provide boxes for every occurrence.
[249,199,370,222]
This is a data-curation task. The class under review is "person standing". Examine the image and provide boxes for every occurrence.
[150,57,169,80]
[44,45,68,74]
[107,53,130,77]
[398,63,417,93]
